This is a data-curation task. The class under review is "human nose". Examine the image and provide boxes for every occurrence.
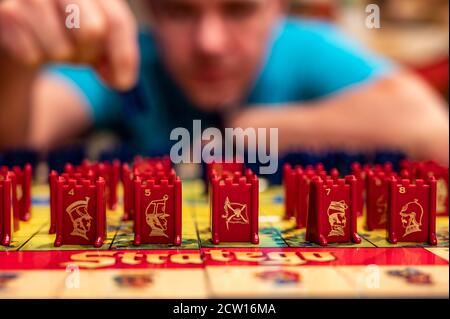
[194,14,228,56]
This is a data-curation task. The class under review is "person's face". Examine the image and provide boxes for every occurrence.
[149,0,285,111]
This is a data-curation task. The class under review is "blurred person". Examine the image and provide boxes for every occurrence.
[0,0,448,165]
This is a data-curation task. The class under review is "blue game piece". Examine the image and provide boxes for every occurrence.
[47,144,86,173]
[2,148,39,170]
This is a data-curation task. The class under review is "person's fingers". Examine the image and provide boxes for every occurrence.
[96,0,139,90]
[56,0,107,63]
[17,0,73,62]
[0,0,43,65]
[0,0,139,90]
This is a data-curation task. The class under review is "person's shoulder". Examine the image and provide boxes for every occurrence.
[279,17,343,44]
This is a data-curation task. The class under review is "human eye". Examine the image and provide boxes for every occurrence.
[222,0,260,20]
[159,1,199,21]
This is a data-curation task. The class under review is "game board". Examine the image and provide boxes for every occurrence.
[0,180,448,299]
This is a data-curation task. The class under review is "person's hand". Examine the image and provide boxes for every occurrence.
[0,0,139,90]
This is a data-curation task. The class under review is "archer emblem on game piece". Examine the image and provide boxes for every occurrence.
[145,194,170,238]
[327,200,348,237]
[210,171,259,244]
[66,197,92,240]
[400,199,423,237]
[222,197,249,230]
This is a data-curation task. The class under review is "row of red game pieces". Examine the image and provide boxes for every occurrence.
[0,165,32,246]
[283,160,446,245]
[0,158,447,247]
[47,157,261,247]
[48,157,180,247]
[124,158,260,245]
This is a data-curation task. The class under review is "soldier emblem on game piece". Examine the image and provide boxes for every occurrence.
[222,197,249,230]
[66,197,92,240]
[400,199,423,237]
[145,194,170,238]
[327,200,348,237]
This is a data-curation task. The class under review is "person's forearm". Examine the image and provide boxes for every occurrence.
[0,52,37,149]
[284,73,449,164]
[233,71,449,164]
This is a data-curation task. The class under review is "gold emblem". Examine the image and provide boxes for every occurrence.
[16,185,23,201]
[436,178,448,214]
[376,195,388,225]
[222,197,249,230]
[145,195,170,238]
[400,199,423,237]
[327,200,348,237]
[66,197,92,240]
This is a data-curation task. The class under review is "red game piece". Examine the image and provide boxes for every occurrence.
[122,162,177,222]
[351,162,393,218]
[11,164,32,221]
[399,160,418,177]
[283,164,302,221]
[366,170,395,230]
[49,170,58,234]
[134,156,172,174]
[1,169,21,234]
[415,161,448,217]
[210,170,259,244]
[283,164,339,229]
[361,163,397,230]
[122,163,134,221]
[122,157,174,221]
[306,176,361,246]
[1,164,32,222]
[400,160,448,216]
[207,161,245,181]
[205,160,245,193]
[351,163,368,217]
[388,176,437,245]
[133,175,182,246]
[0,175,12,246]
[66,160,120,210]
[54,177,106,247]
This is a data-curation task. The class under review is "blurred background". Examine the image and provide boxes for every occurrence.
[1,0,449,182]
[129,0,449,98]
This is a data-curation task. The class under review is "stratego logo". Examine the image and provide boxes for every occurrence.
[59,249,337,269]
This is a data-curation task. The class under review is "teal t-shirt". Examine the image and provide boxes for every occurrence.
[47,18,392,155]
